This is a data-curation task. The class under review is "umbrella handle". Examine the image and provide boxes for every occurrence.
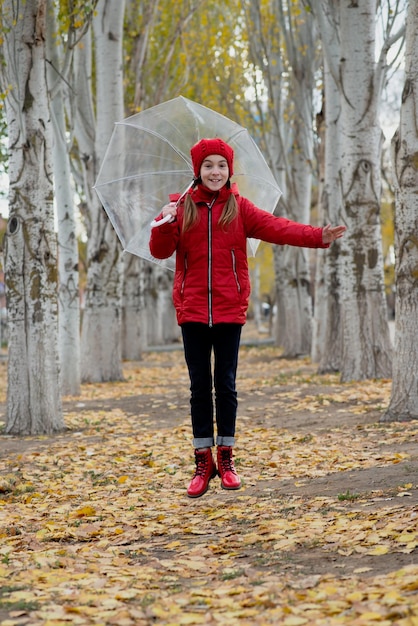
[150,214,174,228]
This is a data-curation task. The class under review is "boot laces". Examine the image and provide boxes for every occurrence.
[219,448,236,474]
[194,451,211,477]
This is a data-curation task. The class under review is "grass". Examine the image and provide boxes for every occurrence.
[337,489,361,501]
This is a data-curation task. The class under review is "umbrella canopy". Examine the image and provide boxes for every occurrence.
[94,96,282,271]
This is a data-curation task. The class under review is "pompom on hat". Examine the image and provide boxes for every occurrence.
[190,138,234,178]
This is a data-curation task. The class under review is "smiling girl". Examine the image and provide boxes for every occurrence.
[149,138,346,498]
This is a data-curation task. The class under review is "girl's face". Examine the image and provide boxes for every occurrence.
[200,155,229,191]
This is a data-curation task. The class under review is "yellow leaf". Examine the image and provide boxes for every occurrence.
[359,612,385,621]
[398,532,416,542]
[346,591,364,602]
[117,475,129,483]
[177,615,208,624]
[353,567,373,574]
[283,617,309,625]
[381,590,403,605]
[367,545,390,555]
[115,589,138,600]
[63,605,82,613]
[73,505,96,517]
[24,492,42,503]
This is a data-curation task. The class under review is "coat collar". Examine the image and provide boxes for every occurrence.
[189,182,239,205]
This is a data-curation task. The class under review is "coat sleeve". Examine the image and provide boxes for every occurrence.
[149,216,180,259]
[240,198,329,249]
[149,194,182,259]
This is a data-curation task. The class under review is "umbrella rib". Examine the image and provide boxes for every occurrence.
[223,128,247,143]
[94,170,192,188]
[115,122,191,164]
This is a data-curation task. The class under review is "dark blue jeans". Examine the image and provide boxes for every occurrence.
[181,323,242,448]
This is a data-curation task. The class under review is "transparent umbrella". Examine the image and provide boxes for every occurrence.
[94,96,282,271]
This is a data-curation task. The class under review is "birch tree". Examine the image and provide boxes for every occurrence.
[311,3,344,370]
[338,0,392,381]
[76,0,125,382]
[46,0,89,396]
[1,0,63,434]
[382,0,418,422]
[273,2,319,356]
[243,0,319,356]
[311,0,404,381]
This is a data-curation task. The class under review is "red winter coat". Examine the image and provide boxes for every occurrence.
[149,183,328,326]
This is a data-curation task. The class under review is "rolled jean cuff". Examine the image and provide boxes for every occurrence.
[193,437,215,449]
[216,436,235,447]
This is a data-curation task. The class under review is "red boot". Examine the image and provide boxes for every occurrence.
[187,448,217,498]
[217,446,241,490]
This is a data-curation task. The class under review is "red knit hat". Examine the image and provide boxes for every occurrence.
[190,138,234,178]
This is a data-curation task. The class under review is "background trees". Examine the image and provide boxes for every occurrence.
[0,0,414,434]
[308,0,404,382]
[1,0,63,434]
[78,0,126,383]
[383,0,418,422]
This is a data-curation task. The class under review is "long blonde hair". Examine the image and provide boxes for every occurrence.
[183,186,238,232]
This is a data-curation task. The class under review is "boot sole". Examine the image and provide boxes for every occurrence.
[187,486,209,498]
[221,483,241,490]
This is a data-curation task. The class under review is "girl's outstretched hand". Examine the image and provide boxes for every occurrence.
[322,224,346,244]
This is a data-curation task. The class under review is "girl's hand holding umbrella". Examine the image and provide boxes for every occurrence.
[151,202,177,228]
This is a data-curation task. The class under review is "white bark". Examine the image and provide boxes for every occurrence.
[122,256,143,360]
[272,6,317,356]
[1,0,63,434]
[337,0,392,381]
[78,0,125,382]
[46,1,80,395]
[312,0,399,381]
[312,14,344,370]
[145,267,180,346]
[382,1,418,422]
[245,0,317,356]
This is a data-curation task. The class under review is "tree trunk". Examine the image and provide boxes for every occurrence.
[1,0,63,434]
[79,0,125,382]
[337,0,392,381]
[46,1,81,395]
[315,53,344,371]
[122,256,143,360]
[382,1,418,422]
[273,138,314,356]
[146,267,180,347]
[244,1,318,355]
[274,19,317,354]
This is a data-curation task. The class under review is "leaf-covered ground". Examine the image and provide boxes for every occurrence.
[0,338,418,626]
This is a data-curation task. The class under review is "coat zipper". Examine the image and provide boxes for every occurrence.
[231,249,241,293]
[181,254,188,295]
[207,196,217,327]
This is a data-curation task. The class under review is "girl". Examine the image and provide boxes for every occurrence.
[149,138,346,498]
